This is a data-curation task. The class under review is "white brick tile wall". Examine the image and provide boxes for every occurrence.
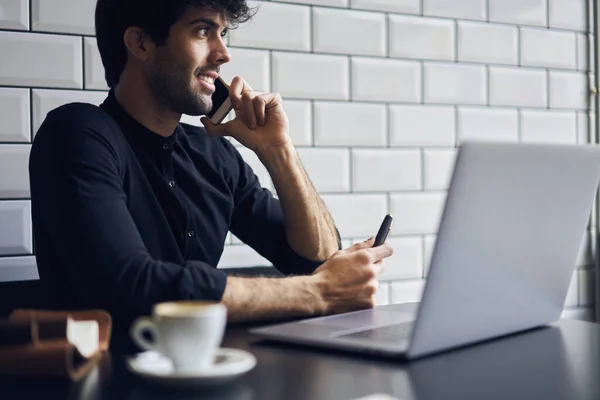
[314,101,387,146]
[424,62,486,105]
[0,0,594,317]
[31,0,95,35]
[313,8,386,57]
[296,148,350,192]
[0,0,28,30]
[489,0,547,27]
[352,149,421,192]
[0,201,32,255]
[457,22,518,65]
[423,149,457,191]
[549,0,587,31]
[423,0,486,21]
[351,58,421,103]
[388,15,455,61]
[548,71,588,110]
[350,0,420,14]
[229,2,310,52]
[520,28,577,70]
[0,88,30,142]
[32,89,107,135]
[390,105,456,147]
[488,67,547,108]
[0,145,30,198]
[457,107,519,142]
[272,52,349,100]
[0,32,82,88]
[520,110,577,144]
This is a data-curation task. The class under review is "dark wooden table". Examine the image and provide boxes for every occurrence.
[2,318,600,400]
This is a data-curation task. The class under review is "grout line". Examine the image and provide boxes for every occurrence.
[310,100,316,147]
[386,103,391,147]
[348,56,352,100]
[453,19,458,62]
[420,148,425,191]
[485,0,489,22]
[385,13,389,58]
[28,0,32,31]
[545,0,550,28]
[420,62,425,104]
[454,105,459,146]
[517,26,521,66]
[81,36,86,90]
[348,148,353,192]
[517,108,522,142]
[485,65,490,105]
[268,50,273,92]
[29,88,33,142]
[546,69,550,109]
[309,5,314,53]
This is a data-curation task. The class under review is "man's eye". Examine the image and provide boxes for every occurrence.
[221,30,228,38]
[198,27,209,36]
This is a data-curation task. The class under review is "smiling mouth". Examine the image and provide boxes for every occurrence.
[198,75,215,84]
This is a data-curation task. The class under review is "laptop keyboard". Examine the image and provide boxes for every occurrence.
[337,322,413,342]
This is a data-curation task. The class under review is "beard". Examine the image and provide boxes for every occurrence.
[146,50,213,117]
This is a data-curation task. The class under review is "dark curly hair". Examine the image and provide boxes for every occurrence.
[95,0,255,88]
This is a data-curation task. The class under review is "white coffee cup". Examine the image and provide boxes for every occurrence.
[130,301,227,373]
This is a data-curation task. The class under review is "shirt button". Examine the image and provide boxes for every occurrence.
[187,230,195,238]
[162,143,169,150]
[168,180,176,188]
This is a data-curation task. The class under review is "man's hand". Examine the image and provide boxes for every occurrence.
[310,237,393,314]
[201,76,291,154]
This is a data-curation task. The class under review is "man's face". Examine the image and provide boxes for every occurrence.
[145,8,231,116]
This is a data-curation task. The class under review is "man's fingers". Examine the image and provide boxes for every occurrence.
[372,260,386,277]
[253,94,273,126]
[241,93,257,129]
[340,237,375,254]
[200,117,231,137]
[366,242,394,263]
[229,76,253,111]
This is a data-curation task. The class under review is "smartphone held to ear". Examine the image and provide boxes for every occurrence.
[206,76,233,125]
[373,214,393,247]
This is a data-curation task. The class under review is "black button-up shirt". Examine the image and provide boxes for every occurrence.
[29,91,324,344]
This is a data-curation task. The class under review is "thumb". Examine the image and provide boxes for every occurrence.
[200,117,231,137]
[340,237,375,254]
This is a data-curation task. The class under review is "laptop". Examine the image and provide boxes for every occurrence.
[250,141,600,359]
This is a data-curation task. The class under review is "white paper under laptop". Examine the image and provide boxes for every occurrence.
[250,141,600,359]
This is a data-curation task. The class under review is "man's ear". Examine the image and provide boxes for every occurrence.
[123,26,155,61]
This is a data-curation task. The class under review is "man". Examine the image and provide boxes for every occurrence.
[28,0,393,346]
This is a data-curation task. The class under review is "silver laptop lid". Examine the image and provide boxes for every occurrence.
[406,141,600,359]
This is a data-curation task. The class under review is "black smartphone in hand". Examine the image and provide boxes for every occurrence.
[373,214,393,247]
[206,76,233,124]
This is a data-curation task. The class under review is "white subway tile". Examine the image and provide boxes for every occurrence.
[423,0,486,21]
[320,194,387,237]
[229,2,310,51]
[31,0,95,35]
[314,102,387,146]
[0,201,32,255]
[272,52,349,100]
[0,88,30,143]
[549,71,588,110]
[283,100,312,146]
[577,34,590,71]
[520,110,577,144]
[0,256,38,282]
[423,235,436,276]
[375,281,391,306]
[276,0,348,7]
[0,0,28,30]
[217,244,271,268]
[0,145,30,198]
[489,0,547,27]
[424,149,456,191]
[350,0,420,14]
[313,8,386,56]
[389,15,455,61]
[296,148,350,192]
[390,279,425,304]
[390,105,455,147]
[549,0,587,31]
[489,67,547,108]
[390,192,446,235]
[457,22,518,65]
[32,89,107,135]
[564,272,579,307]
[579,269,594,306]
[234,147,272,190]
[561,308,593,321]
[577,111,591,144]
[381,237,423,281]
[458,107,519,142]
[352,57,421,103]
[352,149,421,192]
[0,32,83,89]
[221,48,270,93]
[424,63,486,105]
[521,28,576,70]
[83,37,108,91]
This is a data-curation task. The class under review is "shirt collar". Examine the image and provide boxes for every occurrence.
[100,89,178,154]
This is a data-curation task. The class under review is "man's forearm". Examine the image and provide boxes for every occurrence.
[257,143,340,260]
[221,275,325,322]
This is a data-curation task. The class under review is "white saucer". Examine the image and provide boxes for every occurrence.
[126,348,257,388]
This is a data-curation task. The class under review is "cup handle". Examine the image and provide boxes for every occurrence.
[130,317,158,352]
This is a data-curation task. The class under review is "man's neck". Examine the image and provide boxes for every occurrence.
[113,73,181,138]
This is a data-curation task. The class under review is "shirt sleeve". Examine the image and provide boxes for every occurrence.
[29,104,228,321]
[223,140,337,275]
